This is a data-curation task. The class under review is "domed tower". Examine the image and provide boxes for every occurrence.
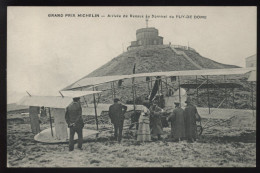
[128,22,164,50]
[136,27,163,46]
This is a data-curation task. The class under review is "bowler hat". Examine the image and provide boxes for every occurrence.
[114,98,120,102]
[73,97,80,101]
[185,97,192,103]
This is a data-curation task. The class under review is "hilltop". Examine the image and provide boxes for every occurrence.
[64,45,239,91]
[87,45,238,78]
[61,44,257,110]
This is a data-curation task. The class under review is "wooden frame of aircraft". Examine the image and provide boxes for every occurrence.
[63,67,256,135]
[17,91,102,143]
[17,67,256,142]
[64,67,256,109]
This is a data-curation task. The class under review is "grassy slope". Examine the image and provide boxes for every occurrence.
[87,45,239,78]
[63,45,254,109]
[181,49,239,69]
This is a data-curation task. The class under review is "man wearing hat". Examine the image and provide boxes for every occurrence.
[65,97,84,151]
[109,98,127,143]
[183,97,200,142]
[149,100,164,140]
[167,101,185,142]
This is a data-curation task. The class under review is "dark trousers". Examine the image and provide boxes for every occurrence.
[114,121,124,142]
[69,126,83,151]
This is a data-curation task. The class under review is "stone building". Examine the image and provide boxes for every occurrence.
[245,54,256,67]
[127,27,163,50]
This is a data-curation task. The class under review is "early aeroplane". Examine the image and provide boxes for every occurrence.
[17,67,256,143]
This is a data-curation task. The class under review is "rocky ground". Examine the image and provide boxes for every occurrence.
[7,108,256,167]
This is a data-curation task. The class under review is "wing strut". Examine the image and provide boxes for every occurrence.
[92,86,99,131]
[48,107,54,137]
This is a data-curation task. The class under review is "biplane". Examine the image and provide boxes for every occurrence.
[17,67,256,143]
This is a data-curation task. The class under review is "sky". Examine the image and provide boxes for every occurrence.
[7,6,256,103]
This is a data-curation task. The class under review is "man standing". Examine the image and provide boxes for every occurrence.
[149,100,164,140]
[167,102,185,142]
[109,98,127,143]
[29,106,40,134]
[184,97,200,143]
[65,97,84,151]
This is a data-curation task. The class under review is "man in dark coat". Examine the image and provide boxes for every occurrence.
[109,98,127,143]
[184,97,199,143]
[149,101,164,140]
[168,102,185,142]
[65,97,84,151]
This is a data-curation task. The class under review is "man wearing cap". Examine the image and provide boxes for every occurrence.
[183,97,200,142]
[109,98,127,143]
[168,101,185,142]
[65,97,84,151]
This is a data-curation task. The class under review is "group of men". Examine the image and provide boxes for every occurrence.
[64,96,200,151]
[168,97,201,142]
[138,97,201,143]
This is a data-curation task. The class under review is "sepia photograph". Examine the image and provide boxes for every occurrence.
[7,6,256,167]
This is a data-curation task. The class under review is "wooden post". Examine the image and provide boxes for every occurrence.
[93,87,99,130]
[160,77,163,95]
[82,96,88,107]
[196,75,198,105]
[48,107,54,137]
[26,91,31,97]
[165,77,168,96]
[207,76,210,114]
[178,76,181,107]
[150,79,153,91]
[111,82,114,101]
[147,78,150,95]
[112,81,116,98]
[232,88,235,108]
[251,82,254,111]
[132,77,136,115]
[224,75,227,108]
[158,77,161,104]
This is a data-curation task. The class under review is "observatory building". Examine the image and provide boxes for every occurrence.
[245,54,256,68]
[127,27,164,50]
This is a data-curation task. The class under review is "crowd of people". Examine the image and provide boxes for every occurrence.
[64,96,201,151]
[108,97,201,143]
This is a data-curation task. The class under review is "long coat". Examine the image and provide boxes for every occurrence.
[108,103,127,126]
[29,106,40,134]
[149,105,164,135]
[184,104,198,139]
[65,101,84,129]
[168,107,185,139]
